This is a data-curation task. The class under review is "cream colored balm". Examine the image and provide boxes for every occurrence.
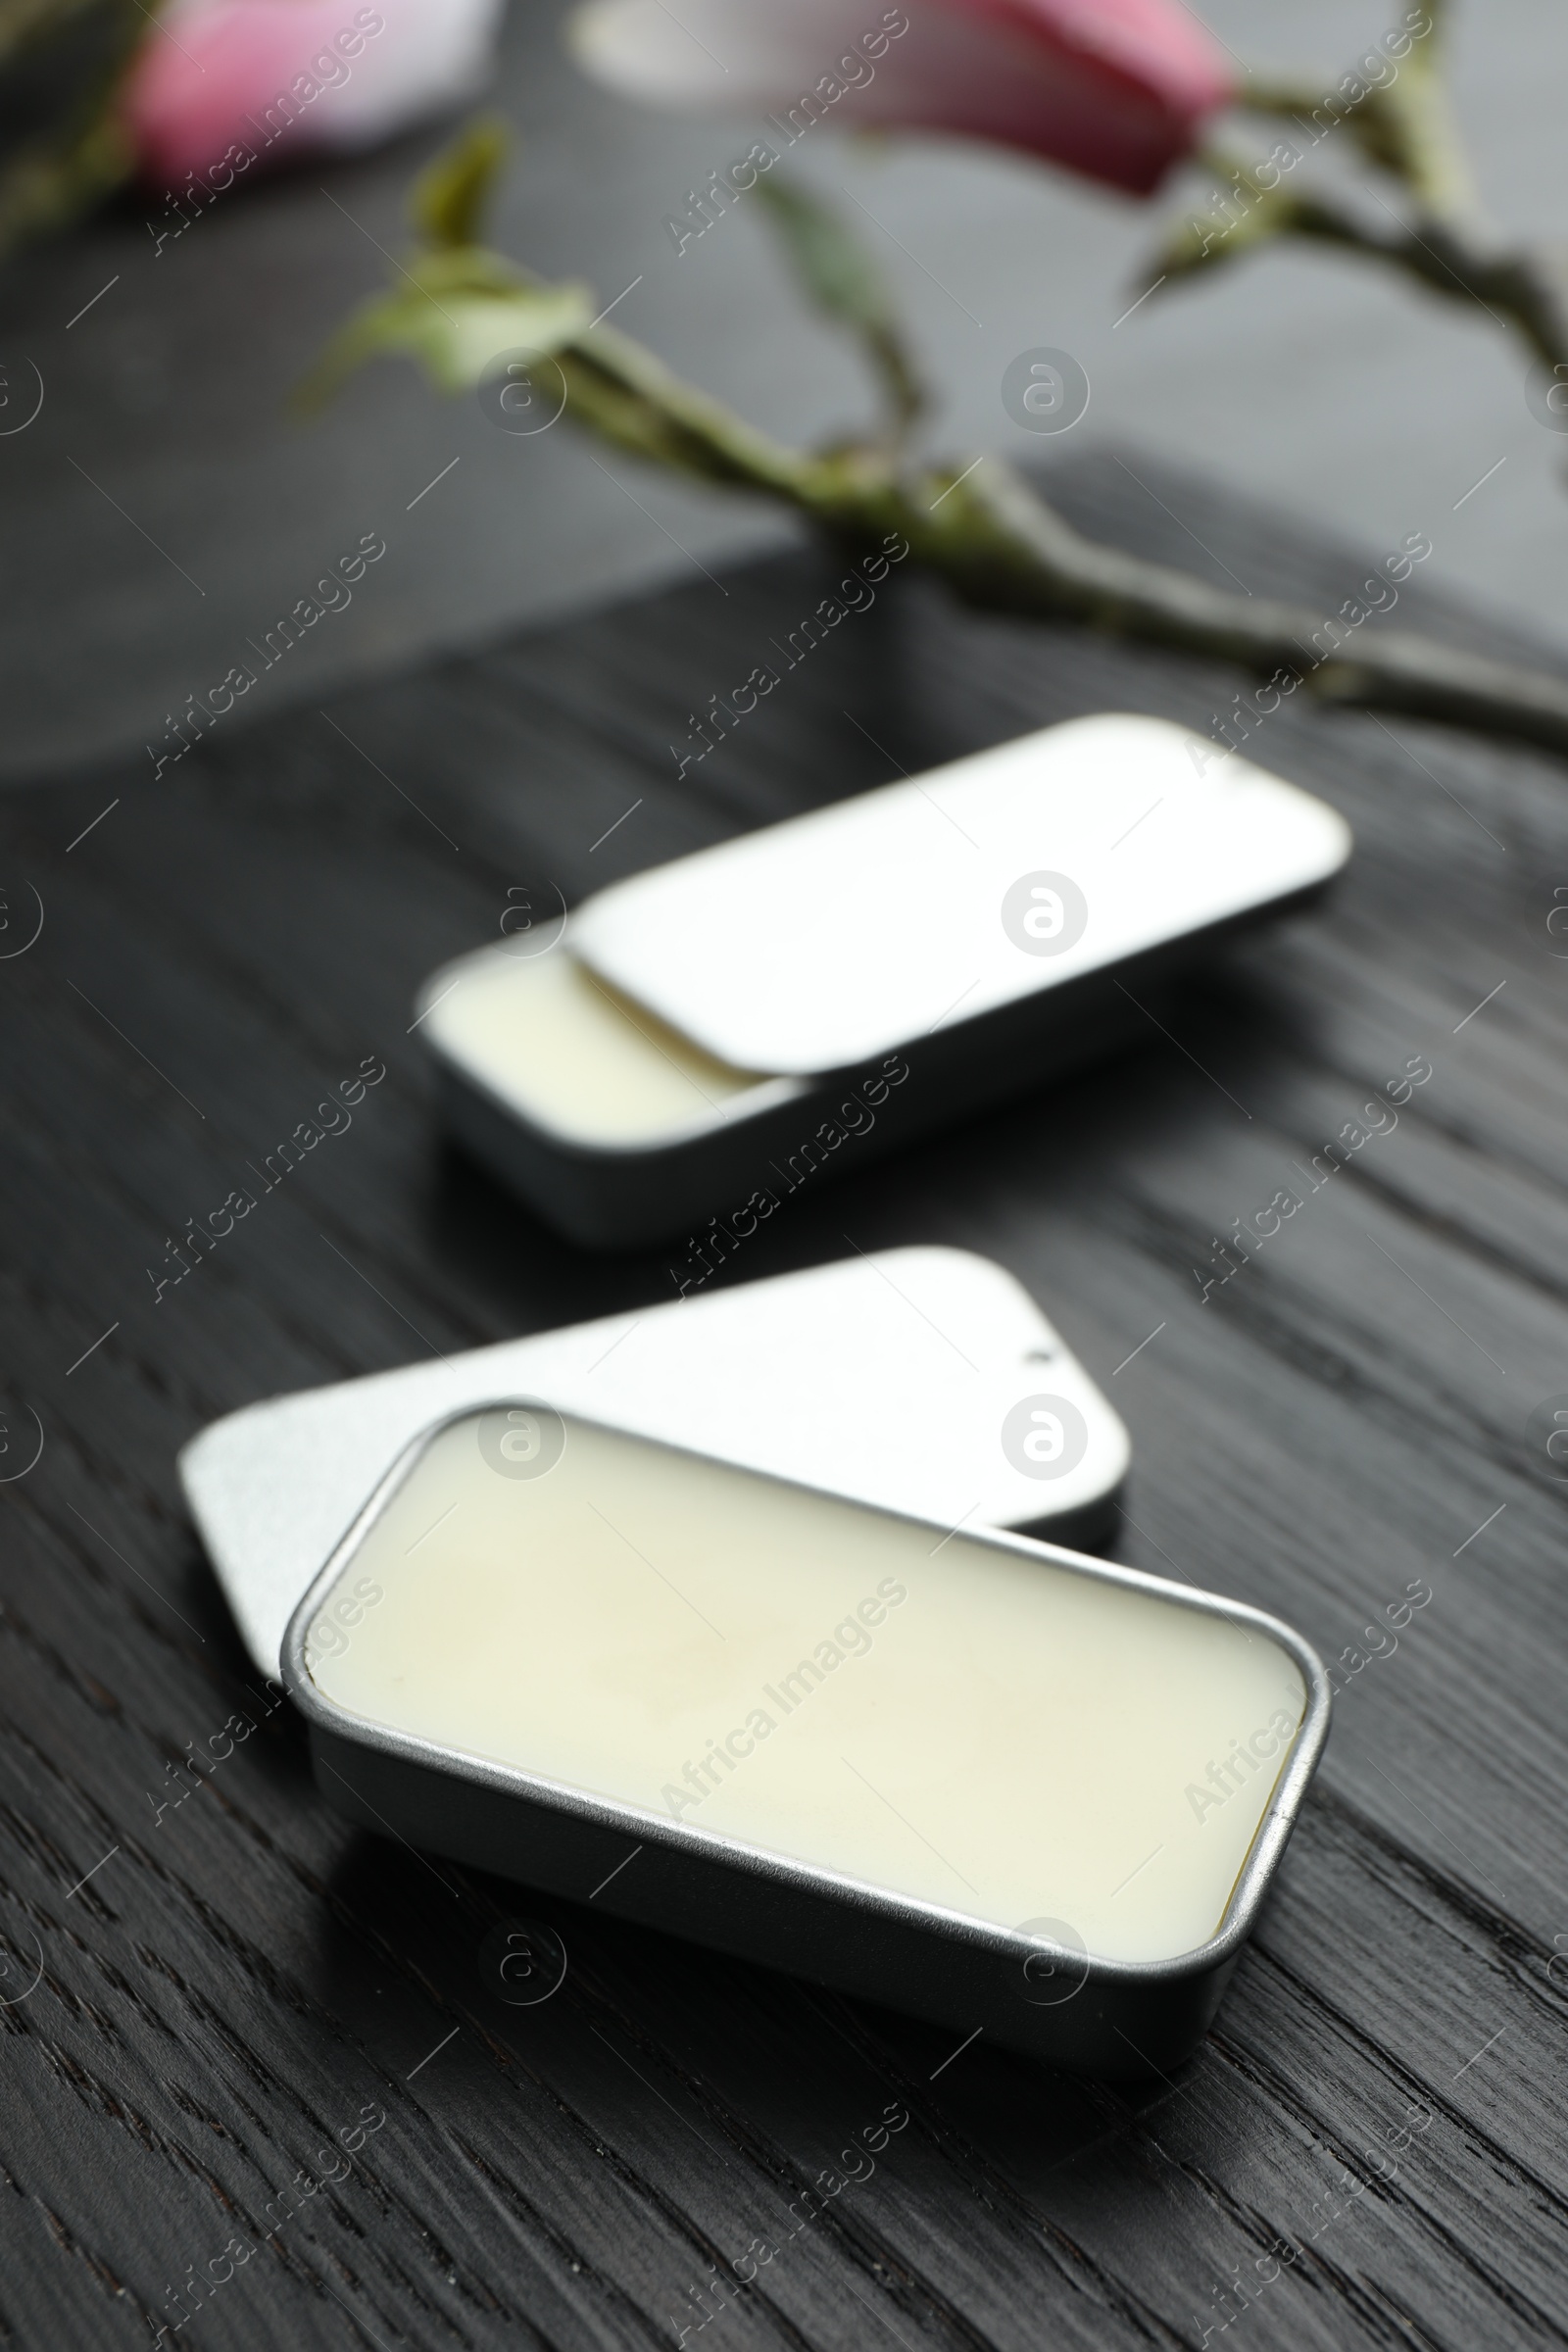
[421,945,784,1148]
[303,1410,1308,1967]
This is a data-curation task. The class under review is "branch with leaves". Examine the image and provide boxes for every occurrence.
[1141,5,1568,387]
[303,83,1568,765]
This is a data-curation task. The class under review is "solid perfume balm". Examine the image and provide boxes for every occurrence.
[300,1409,1311,1969]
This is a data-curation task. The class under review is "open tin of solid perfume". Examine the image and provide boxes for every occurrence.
[180,1250,1129,1676]
[416,714,1351,1247]
[281,1403,1329,2078]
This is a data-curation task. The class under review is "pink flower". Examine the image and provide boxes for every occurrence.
[569,0,1234,196]
[122,0,506,192]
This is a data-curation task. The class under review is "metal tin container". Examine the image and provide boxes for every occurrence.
[416,715,1351,1248]
[281,1405,1330,2079]
[179,1249,1129,1676]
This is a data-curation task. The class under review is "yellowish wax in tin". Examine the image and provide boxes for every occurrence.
[421,949,767,1145]
[306,1414,1305,1964]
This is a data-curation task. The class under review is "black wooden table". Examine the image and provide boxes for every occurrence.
[5,452,1568,2351]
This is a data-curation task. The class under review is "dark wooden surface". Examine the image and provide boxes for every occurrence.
[5,452,1568,2351]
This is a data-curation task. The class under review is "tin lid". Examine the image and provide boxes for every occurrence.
[178,1249,1128,1676]
[570,714,1351,1076]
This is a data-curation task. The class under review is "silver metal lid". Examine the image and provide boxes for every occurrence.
[570,714,1352,1075]
[180,1249,1129,1677]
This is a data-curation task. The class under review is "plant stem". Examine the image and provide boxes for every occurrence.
[1159,166,1568,375]
[560,321,1568,761]
[311,94,1568,773]
[1152,3,1568,379]
[932,464,1568,759]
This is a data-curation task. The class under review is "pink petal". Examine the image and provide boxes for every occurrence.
[569,0,1234,194]
[880,0,1235,192]
[122,0,506,192]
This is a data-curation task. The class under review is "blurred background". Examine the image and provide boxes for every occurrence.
[3,0,1565,782]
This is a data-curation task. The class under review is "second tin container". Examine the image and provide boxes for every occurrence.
[416,713,1350,1247]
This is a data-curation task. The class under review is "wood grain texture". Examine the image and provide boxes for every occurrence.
[3,451,1568,2352]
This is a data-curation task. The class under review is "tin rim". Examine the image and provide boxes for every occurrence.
[281,1400,1332,1991]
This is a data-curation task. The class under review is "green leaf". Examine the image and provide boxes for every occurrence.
[751,173,923,435]
[296,259,595,410]
[409,114,511,250]
[752,174,893,337]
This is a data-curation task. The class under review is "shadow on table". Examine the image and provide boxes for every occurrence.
[306,1828,1190,2228]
